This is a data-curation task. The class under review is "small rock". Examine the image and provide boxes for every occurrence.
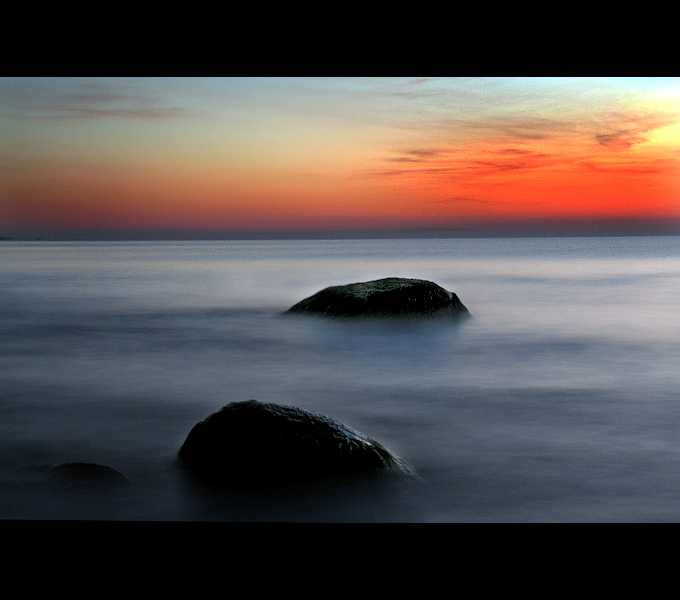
[47,462,131,488]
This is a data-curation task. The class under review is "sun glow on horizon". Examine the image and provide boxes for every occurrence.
[1,77,679,238]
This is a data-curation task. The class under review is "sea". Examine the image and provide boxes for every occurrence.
[1,235,679,522]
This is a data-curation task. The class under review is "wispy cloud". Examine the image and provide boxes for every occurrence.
[471,160,529,173]
[579,156,678,175]
[0,77,192,121]
[374,145,550,180]
[497,147,537,155]
[593,111,676,150]
[453,115,572,141]
[384,148,446,163]
[355,78,680,159]
[594,130,642,150]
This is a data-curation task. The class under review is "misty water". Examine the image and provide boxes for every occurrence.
[1,236,679,522]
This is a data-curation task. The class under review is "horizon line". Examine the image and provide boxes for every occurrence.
[3,219,680,242]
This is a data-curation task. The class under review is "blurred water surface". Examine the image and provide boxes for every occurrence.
[1,236,679,521]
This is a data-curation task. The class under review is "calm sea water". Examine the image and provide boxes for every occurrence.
[1,236,679,522]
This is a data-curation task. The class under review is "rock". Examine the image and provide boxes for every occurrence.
[178,400,415,486]
[47,462,131,488]
[285,277,470,318]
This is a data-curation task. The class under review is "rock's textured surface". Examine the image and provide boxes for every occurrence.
[285,277,470,318]
[178,400,415,486]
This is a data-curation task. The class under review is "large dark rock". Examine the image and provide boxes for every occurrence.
[285,277,470,318]
[178,400,415,486]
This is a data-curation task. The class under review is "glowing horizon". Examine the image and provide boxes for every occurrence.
[1,77,679,238]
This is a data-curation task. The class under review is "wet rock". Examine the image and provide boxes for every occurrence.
[178,400,415,487]
[285,277,470,318]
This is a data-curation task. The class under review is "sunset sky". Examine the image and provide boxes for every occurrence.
[1,77,679,239]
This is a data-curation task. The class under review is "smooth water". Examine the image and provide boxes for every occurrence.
[1,236,679,522]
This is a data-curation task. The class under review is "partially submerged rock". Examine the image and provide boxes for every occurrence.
[285,277,470,318]
[178,400,415,486]
[47,462,131,488]
[8,462,131,489]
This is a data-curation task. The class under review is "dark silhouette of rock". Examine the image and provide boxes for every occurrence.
[178,400,415,487]
[47,462,131,488]
[285,277,470,318]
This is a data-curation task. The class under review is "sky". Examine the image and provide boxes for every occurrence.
[1,76,679,239]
